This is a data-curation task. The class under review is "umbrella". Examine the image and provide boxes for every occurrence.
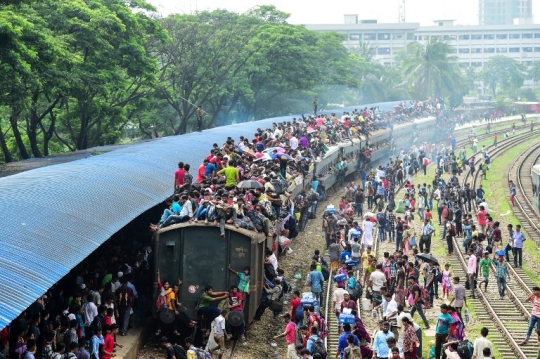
[237,180,263,189]
[416,253,439,266]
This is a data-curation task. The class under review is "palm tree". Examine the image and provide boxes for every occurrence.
[400,39,466,102]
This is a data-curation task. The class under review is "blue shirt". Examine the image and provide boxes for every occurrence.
[205,163,216,177]
[312,180,319,192]
[306,335,320,353]
[308,270,324,293]
[373,330,394,357]
[337,331,359,358]
[171,202,181,214]
[436,313,453,335]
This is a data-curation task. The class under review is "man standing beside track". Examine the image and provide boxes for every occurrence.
[511,224,525,268]
[273,313,297,359]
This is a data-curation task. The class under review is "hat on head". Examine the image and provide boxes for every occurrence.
[80,284,86,289]
[117,272,123,278]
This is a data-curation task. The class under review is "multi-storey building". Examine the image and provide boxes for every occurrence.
[479,0,532,25]
[305,16,540,68]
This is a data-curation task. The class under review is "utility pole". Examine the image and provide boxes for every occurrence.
[398,0,406,23]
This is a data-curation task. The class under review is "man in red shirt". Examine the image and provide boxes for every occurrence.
[196,159,208,183]
[228,286,243,311]
[101,324,118,359]
[289,291,301,325]
[174,162,185,191]
[273,313,297,359]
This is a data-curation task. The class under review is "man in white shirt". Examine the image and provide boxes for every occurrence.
[369,264,387,306]
[333,287,347,317]
[212,310,229,359]
[82,295,98,326]
[289,135,298,150]
[472,327,494,359]
[382,294,398,322]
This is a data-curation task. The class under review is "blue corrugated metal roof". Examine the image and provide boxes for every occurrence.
[0,101,403,329]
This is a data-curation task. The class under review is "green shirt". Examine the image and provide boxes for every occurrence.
[219,167,239,186]
[480,258,491,276]
[199,293,214,308]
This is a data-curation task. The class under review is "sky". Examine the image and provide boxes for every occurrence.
[148,0,540,26]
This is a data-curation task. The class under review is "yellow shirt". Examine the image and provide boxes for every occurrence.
[362,252,371,269]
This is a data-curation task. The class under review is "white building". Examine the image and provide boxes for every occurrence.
[305,16,540,68]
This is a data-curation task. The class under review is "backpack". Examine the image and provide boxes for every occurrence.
[309,191,319,202]
[321,266,330,281]
[189,348,207,359]
[258,201,277,221]
[376,213,386,226]
[280,279,292,298]
[117,287,132,308]
[89,315,103,335]
[448,223,457,237]
[310,314,328,339]
[271,179,288,195]
[172,345,187,359]
[349,279,363,301]
[245,210,264,231]
[456,339,474,359]
[155,294,168,311]
[420,287,429,303]
[264,263,277,280]
[311,338,327,359]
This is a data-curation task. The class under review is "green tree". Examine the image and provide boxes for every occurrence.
[480,55,526,99]
[400,39,466,104]
[528,60,540,88]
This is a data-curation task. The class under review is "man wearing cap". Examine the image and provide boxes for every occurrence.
[273,313,297,359]
[435,304,453,359]
[372,322,394,359]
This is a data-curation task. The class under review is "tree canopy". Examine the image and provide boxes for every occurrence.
[1,2,532,164]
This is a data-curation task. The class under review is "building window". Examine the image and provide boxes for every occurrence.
[484,48,495,53]
[509,33,520,39]
[378,33,390,40]
[496,48,508,53]
[471,62,482,67]
[535,33,540,38]
[458,48,470,53]
[407,33,414,40]
[443,35,456,40]
[534,47,540,52]
[523,61,533,66]
[471,48,482,53]
[484,34,494,40]
[471,34,482,40]
[393,33,403,40]
[449,47,457,53]
[496,34,508,39]
[509,47,520,52]
[431,35,441,40]
[423,35,430,40]
[523,47,533,52]
[458,34,470,40]
[377,48,391,54]
[364,33,376,40]
[459,62,470,67]
[522,33,533,39]
[350,34,361,40]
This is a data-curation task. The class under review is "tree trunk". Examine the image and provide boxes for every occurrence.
[28,91,43,158]
[0,123,13,163]
[10,108,30,159]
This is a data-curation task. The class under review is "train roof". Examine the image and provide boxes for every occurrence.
[0,100,404,329]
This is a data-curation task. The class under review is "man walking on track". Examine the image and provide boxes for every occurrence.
[273,313,297,359]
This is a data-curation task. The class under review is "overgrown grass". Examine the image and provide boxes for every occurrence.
[480,135,540,287]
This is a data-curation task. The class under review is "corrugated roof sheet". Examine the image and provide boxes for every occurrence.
[0,101,402,329]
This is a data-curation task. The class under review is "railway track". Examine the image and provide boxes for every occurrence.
[454,123,531,150]
[325,219,381,355]
[450,131,538,358]
[507,143,540,249]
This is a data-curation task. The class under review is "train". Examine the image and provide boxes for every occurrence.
[152,112,440,323]
[532,164,540,213]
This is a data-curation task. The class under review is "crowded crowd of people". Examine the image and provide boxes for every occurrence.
[0,98,455,359]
